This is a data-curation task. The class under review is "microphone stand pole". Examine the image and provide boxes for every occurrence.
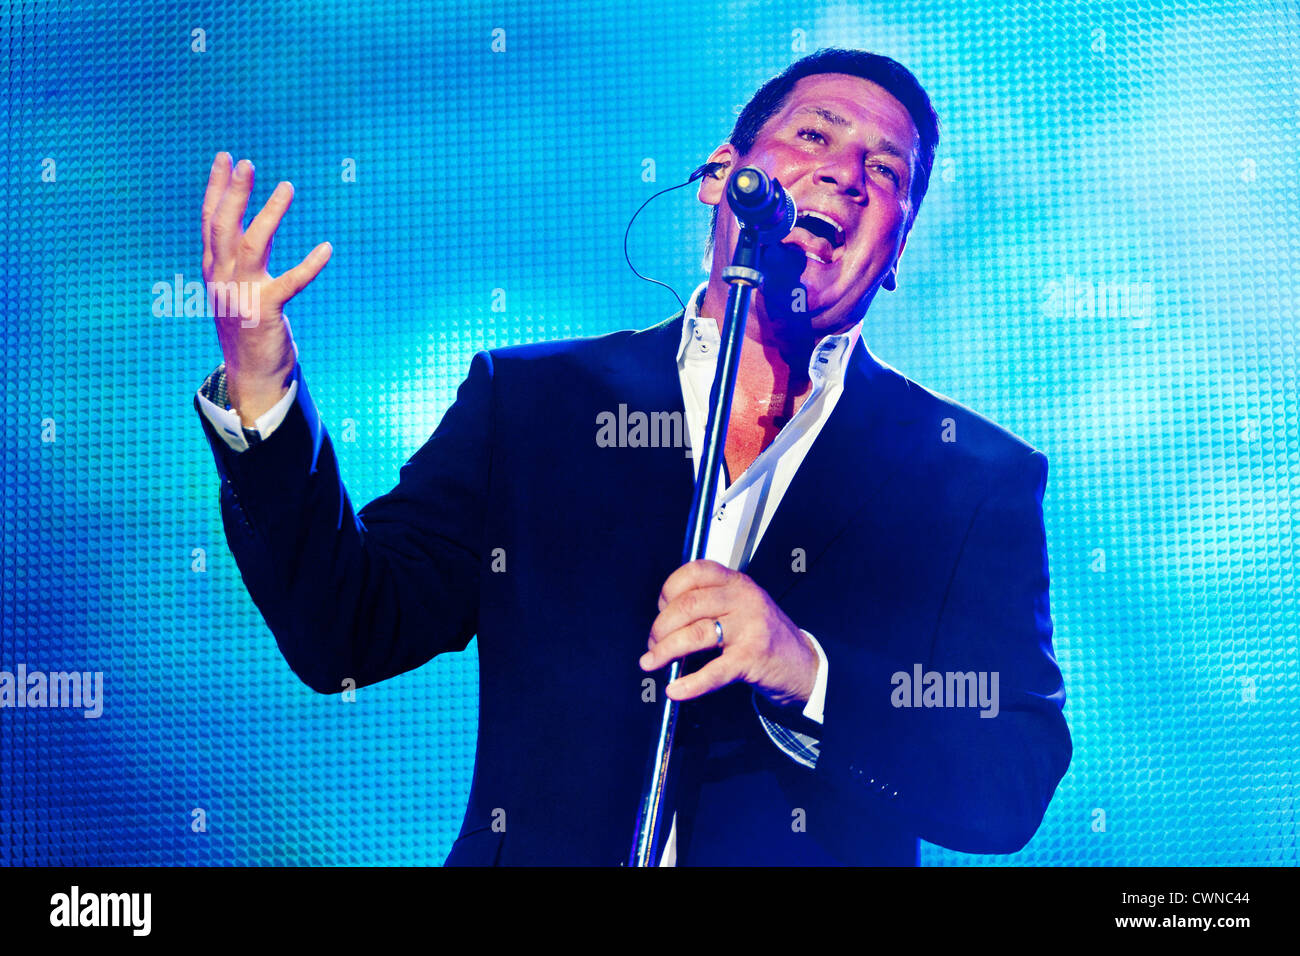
[628,223,765,867]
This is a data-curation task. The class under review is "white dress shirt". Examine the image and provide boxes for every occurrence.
[655,282,859,863]
[196,282,864,865]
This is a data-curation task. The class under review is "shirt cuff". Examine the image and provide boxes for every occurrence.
[752,629,828,770]
[195,363,300,453]
[801,629,828,724]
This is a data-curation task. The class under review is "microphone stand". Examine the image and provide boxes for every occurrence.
[628,223,766,867]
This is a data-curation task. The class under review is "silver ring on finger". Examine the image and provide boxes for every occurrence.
[713,619,724,648]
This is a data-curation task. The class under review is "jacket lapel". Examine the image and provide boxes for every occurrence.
[599,311,697,556]
[740,338,925,602]
[599,316,927,605]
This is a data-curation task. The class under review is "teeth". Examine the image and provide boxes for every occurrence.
[808,252,828,264]
[802,209,846,247]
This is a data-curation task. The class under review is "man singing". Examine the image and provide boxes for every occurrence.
[194,48,1071,865]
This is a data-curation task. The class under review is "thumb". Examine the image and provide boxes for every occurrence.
[273,241,332,305]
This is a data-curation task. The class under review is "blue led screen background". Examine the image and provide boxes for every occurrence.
[2,0,1296,865]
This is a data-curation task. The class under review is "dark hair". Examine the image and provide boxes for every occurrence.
[709,48,940,246]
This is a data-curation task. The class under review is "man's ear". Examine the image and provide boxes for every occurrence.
[882,224,911,292]
[697,144,737,207]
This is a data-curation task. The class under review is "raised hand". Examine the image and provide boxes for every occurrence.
[201,151,332,424]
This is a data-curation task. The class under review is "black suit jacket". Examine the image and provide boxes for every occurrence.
[196,312,1071,865]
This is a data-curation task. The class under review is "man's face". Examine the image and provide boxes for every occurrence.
[710,73,921,333]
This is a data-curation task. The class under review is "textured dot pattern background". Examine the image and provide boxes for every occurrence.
[1,0,1295,865]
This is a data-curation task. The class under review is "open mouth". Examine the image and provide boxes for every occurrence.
[789,210,846,264]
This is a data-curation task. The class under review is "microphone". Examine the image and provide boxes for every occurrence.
[725,166,796,242]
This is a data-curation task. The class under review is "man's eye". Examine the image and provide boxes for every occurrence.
[873,164,901,185]
[797,128,826,144]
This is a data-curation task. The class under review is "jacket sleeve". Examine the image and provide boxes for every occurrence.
[813,448,1072,854]
[194,351,495,694]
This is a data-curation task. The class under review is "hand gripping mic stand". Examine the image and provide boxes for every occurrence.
[628,167,796,867]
